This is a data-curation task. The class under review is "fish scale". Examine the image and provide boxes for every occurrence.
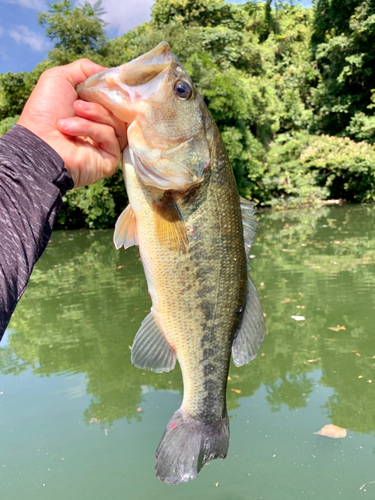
[76,40,265,485]
[125,125,246,423]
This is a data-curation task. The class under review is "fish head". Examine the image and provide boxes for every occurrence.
[76,42,213,190]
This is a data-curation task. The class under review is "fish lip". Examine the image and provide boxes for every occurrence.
[76,68,138,123]
[125,41,173,69]
[76,67,120,93]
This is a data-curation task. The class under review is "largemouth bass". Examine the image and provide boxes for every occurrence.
[77,42,265,484]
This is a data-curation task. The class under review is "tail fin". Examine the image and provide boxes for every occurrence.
[155,409,229,485]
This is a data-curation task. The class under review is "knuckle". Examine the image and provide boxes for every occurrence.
[103,161,118,178]
[78,58,92,65]
[41,67,57,79]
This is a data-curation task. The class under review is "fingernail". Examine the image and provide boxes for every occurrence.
[77,100,90,110]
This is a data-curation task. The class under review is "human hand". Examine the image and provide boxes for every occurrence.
[18,59,127,188]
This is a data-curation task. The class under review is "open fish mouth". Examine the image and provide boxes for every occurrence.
[119,41,174,87]
[76,42,177,121]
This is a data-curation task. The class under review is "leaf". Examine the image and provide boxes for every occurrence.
[328,325,346,332]
[314,424,347,439]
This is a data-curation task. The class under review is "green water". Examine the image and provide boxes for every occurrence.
[1,205,375,499]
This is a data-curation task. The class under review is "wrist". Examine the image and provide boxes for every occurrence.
[17,116,68,166]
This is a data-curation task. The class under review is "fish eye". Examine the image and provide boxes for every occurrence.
[174,80,192,100]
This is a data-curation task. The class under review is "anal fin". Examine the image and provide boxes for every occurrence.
[232,276,266,367]
[131,312,176,373]
[114,204,138,250]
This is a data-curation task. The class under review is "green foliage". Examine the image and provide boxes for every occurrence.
[221,124,267,201]
[2,0,375,227]
[39,0,107,65]
[151,0,246,30]
[265,133,375,207]
[0,115,19,135]
[311,0,375,135]
[345,111,375,144]
[0,70,40,120]
[0,0,106,122]
[56,166,127,229]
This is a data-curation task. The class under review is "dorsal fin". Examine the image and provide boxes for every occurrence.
[113,204,138,250]
[240,196,259,259]
[232,276,266,367]
[231,197,265,366]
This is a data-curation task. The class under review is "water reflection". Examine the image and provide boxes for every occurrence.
[1,205,375,435]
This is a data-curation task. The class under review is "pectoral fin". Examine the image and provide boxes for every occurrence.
[153,192,188,254]
[232,276,266,367]
[113,204,138,250]
[131,312,176,373]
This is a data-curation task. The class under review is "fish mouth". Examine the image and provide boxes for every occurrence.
[76,42,207,191]
[76,42,176,122]
[119,41,174,87]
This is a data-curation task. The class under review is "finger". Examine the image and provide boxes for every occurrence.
[74,100,128,151]
[43,59,109,88]
[75,58,108,80]
[57,117,121,166]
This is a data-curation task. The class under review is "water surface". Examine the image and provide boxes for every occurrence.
[1,205,375,499]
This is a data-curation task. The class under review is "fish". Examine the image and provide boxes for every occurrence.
[76,41,265,485]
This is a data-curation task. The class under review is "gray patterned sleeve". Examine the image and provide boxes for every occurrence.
[0,125,74,339]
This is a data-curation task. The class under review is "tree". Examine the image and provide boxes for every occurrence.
[0,0,107,132]
[151,0,246,30]
[0,72,35,120]
[4,0,375,226]
[312,0,375,140]
[39,0,108,65]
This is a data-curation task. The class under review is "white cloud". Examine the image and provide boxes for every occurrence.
[9,25,45,51]
[1,0,44,9]
[99,0,154,36]
[0,27,4,36]
[0,47,11,61]
[2,0,153,37]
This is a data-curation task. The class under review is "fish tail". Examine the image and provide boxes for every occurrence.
[155,409,229,485]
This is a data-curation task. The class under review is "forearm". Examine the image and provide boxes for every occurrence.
[0,125,74,339]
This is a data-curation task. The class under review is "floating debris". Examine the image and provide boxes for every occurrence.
[314,424,347,439]
[328,325,346,332]
[305,358,321,364]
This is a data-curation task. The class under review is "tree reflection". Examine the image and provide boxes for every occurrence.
[266,374,314,412]
[1,206,375,435]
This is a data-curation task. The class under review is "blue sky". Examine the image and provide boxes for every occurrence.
[0,0,313,74]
